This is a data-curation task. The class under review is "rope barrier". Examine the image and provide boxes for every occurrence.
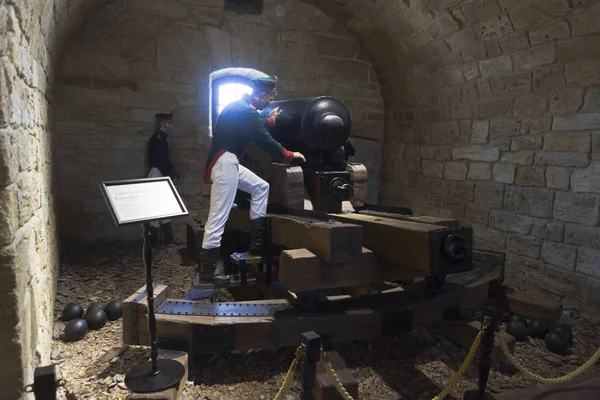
[274,318,600,400]
[431,316,490,400]
[277,318,490,400]
[273,343,306,400]
[321,349,355,400]
[497,333,600,384]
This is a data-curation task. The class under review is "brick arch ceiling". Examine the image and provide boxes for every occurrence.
[52,0,466,118]
[52,0,407,88]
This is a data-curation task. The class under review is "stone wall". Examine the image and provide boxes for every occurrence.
[54,0,384,244]
[309,0,600,312]
[1,1,57,398]
[0,0,116,397]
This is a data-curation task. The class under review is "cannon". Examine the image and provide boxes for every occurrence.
[227,95,473,291]
[259,96,352,156]
[256,96,357,213]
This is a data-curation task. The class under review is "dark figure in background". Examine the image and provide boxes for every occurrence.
[147,113,180,246]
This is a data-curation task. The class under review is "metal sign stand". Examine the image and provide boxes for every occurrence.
[100,177,189,393]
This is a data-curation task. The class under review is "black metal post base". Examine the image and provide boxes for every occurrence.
[463,390,496,400]
[125,358,186,393]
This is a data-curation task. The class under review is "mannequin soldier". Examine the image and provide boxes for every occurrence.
[147,113,180,246]
[193,76,305,287]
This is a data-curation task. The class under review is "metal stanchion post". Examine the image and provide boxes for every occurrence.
[464,310,498,400]
[301,331,321,400]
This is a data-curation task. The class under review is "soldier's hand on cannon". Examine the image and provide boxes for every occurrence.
[270,107,282,120]
[292,152,306,162]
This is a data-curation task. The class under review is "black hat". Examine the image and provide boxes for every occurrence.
[250,75,278,92]
[155,113,173,120]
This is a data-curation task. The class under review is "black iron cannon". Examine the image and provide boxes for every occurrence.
[259,96,352,155]
[259,96,356,213]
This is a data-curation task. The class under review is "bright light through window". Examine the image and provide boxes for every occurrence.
[217,82,253,115]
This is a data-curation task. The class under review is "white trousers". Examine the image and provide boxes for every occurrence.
[147,168,171,228]
[202,152,269,249]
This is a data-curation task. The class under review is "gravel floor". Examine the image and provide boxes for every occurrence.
[51,240,600,400]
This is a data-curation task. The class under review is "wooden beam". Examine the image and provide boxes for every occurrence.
[429,320,515,362]
[314,351,359,400]
[489,289,563,322]
[346,163,367,208]
[186,220,204,261]
[356,211,459,227]
[330,212,472,275]
[279,248,426,293]
[402,215,459,227]
[227,208,363,263]
[122,284,170,346]
[409,266,502,329]
[240,144,305,209]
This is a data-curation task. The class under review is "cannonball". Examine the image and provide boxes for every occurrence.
[506,321,529,342]
[105,300,123,321]
[549,323,573,344]
[545,331,570,355]
[61,303,84,322]
[85,308,107,330]
[64,319,88,342]
[87,302,106,313]
[508,314,528,327]
[527,318,550,339]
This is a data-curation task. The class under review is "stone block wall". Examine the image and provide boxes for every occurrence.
[54,0,384,244]
[0,0,115,397]
[1,1,57,398]
[310,0,600,312]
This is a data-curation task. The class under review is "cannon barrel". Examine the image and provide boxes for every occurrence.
[259,96,351,153]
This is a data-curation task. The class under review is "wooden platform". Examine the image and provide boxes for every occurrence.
[123,263,506,354]
[495,372,600,400]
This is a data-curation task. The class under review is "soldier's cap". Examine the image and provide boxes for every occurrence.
[250,75,278,91]
[155,113,173,120]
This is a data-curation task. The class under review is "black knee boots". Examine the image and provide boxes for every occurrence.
[248,217,267,257]
[161,222,174,244]
[192,247,231,288]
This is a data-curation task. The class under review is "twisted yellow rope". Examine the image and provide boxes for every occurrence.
[321,349,355,400]
[320,318,490,400]
[278,318,600,400]
[431,316,490,400]
[497,334,600,383]
[273,344,306,400]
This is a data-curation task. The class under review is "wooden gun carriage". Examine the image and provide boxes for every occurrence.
[122,97,562,397]
[200,95,475,298]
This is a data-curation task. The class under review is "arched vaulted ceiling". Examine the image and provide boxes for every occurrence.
[29,0,410,95]
[19,0,481,117]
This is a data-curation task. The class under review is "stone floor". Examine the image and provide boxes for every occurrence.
[495,372,600,400]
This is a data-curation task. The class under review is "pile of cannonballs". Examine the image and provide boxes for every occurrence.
[61,300,123,342]
[504,314,573,355]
